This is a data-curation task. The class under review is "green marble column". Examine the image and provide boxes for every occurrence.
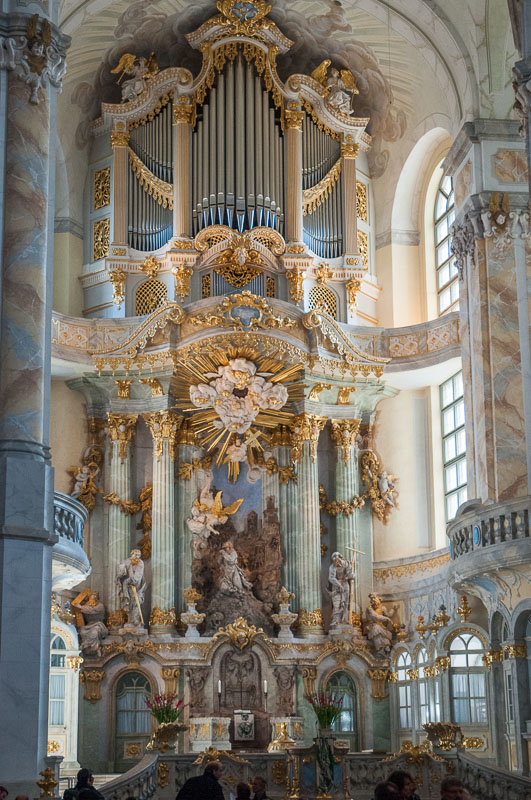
[289,414,327,636]
[176,436,203,611]
[277,443,299,596]
[262,445,280,514]
[330,419,362,628]
[144,411,182,632]
[106,414,138,624]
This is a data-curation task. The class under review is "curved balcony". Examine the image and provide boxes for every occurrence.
[52,491,91,591]
[446,496,531,589]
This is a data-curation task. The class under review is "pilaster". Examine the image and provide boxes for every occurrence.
[106,413,137,620]
[110,126,130,246]
[143,410,182,632]
[172,104,193,239]
[285,110,304,244]
[341,140,359,257]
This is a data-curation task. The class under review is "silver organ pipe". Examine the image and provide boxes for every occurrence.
[302,170,344,259]
[190,53,284,234]
[128,104,173,250]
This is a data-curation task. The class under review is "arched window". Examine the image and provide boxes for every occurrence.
[396,652,412,728]
[326,671,358,751]
[308,285,338,319]
[116,672,151,734]
[449,633,487,724]
[49,634,67,725]
[435,175,458,315]
[135,279,167,316]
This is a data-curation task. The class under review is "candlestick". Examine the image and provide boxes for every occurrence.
[218,679,222,695]
[263,680,268,694]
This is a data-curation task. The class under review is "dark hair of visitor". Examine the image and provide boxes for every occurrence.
[236,783,251,800]
[76,769,93,786]
[440,777,464,792]
[0,788,8,797]
[387,771,413,791]
[204,761,222,776]
[374,781,401,800]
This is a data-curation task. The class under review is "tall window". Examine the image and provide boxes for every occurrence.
[449,633,487,724]
[435,175,458,315]
[49,635,67,725]
[116,672,151,734]
[441,371,467,520]
[327,671,357,734]
[396,652,412,728]
[417,648,429,725]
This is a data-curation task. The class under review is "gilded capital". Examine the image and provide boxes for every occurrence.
[143,410,183,461]
[109,268,126,309]
[482,649,503,668]
[346,278,361,312]
[329,419,361,464]
[115,379,133,399]
[172,264,194,298]
[161,666,180,695]
[503,643,527,659]
[285,266,305,303]
[341,140,359,159]
[111,129,130,148]
[107,414,138,462]
[367,668,389,701]
[285,110,304,130]
[173,104,193,124]
[80,669,105,703]
[289,413,327,463]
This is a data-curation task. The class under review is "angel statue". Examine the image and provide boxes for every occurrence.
[311,59,359,115]
[187,471,243,555]
[111,52,159,103]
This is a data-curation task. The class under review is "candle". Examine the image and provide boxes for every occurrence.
[218,680,222,694]
[264,680,268,694]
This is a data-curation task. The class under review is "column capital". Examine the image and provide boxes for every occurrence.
[0,13,69,104]
[173,104,193,124]
[289,413,327,463]
[329,419,361,464]
[285,266,305,304]
[111,129,130,148]
[107,413,138,461]
[143,410,183,460]
[341,140,359,159]
[285,110,304,130]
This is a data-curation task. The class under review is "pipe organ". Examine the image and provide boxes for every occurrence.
[86,0,375,322]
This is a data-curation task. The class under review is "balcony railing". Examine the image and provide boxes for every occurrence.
[447,497,531,560]
[54,491,88,547]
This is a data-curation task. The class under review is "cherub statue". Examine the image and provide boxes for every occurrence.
[378,471,396,507]
[311,59,359,115]
[111,52,158,103]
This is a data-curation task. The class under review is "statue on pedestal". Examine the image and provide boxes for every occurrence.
[327,552,354,627]
[71,589,108,656]
[116,548,147,629]
[364,593,396,656]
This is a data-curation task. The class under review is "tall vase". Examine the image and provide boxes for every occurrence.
[146,721,188,753]
[315,728,335,798]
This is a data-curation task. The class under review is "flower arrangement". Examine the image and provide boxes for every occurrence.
[145,693,185,725]
[306,692,343,728]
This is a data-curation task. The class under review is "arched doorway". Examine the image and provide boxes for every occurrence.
[326,671,359,751]
[114,671,152,772]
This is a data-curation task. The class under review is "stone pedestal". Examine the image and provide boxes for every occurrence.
[189,717,231,752]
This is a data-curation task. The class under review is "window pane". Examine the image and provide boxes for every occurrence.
[441,176,452,195]
[51,654,66,667]
[439,288,451,313]
[454,399,465,427]
[49,700,64,726]
[436,218,449,244]
[451,653,468,667]
[438,263,451,288]
[444,434,457,462]
[446,493,459,520]
[435,192,448,219]
[437,240,450,265]
[456,429,466,455]
[443,407,456,435]
[441,379,455,407]
[453,698,470,724]
[445,464,458,492]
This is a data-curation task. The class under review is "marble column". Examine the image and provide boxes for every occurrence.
[445,120,530,503]
[172,104,192,239]
[143,411,182,632]
[275,432,299,596]
[262,447,280,516]
[106,414,138,624]
[175,425,203,612]
[330,419,362,627]
[285,110,304,244]
[110,126,129,246]
[289,414,327,636]
[0,9,69,795]
[341,141,359,256]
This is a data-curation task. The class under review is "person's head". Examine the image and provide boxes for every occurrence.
[236,783,251,800]
[89,592,99,606]
[130,549,141,565]
[440,777,465,800]
[204,761,223,780]
[0,787,8,800]
[374,782,401,800]
[76,769,93,787]
[14,795,29,800]
[387,771,417,799]
[252,777,266,795]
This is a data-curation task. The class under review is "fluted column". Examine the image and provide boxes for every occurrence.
[289,414,327,636]
[106,414,138,623]
[330,419,362,628]
[0,12,68,794]
[272,427,299,595]
[176,423,203,612]
[110,127,130,245]
[144,411,182,632]
[285,110,304,243]
[172,104,192,239]
[341,140,359,256]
